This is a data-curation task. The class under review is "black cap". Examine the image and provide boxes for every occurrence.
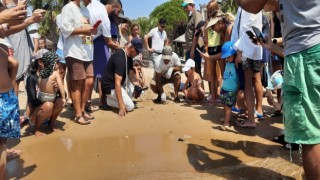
[131,37,143,54]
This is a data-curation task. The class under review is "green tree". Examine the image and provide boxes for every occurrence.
[220,0,238,15]
[149,0,187,40]
[31,0,65,49]
[133,17,158,38]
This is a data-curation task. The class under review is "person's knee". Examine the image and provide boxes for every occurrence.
[126,102,135,112]
[41,102,54,114]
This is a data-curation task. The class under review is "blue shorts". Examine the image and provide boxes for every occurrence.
[220,89,237,107]
[56,48,66,64]
[0,89,20,138]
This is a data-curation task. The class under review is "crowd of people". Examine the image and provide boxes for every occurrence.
[0,0,319,178]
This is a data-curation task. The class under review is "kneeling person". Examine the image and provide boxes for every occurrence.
[101,38,143,117]
[150,46,182,103]
[182,59,205,103]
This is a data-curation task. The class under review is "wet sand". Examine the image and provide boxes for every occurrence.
[7,68,303,179]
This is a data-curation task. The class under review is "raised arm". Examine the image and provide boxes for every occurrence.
[236,0,278,14]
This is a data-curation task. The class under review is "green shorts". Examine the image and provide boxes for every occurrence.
[283,44,320,145]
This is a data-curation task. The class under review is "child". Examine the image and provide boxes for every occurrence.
[38,37,47,50]
[219,41,238,130]
[0,43,20,179]
[130,60,148,99]
[182,59,205,103]
[36,52,66,136]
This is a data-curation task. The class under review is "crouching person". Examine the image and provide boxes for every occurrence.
[182,59,205,103]
[150,46,182,103]
[101,38,143,116]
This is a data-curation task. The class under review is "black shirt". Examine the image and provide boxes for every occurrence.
[26,74,42,107]
[101,49,133,94]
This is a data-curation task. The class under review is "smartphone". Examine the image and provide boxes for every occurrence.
[246,30,258,44]
[252,26,266,43]
[93,20,102,29]
[42,3,50,10]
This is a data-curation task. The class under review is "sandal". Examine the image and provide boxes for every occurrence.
[234,120,256,128]
[82,111,95,121]
[74,116,91,125]
[255,110,265,119]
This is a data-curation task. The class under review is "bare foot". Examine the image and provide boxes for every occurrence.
[223,122,230,127]
[6,148,21,159]
[35,131,46,137]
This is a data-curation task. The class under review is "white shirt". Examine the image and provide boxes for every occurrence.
[232,7,263,60]
[154,52,181,74]
[56,14,64,50]
[87,0,111,40]
[148,27,167,53]
[60,2,93,62]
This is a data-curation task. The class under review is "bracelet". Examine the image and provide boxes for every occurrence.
[1,24,9,32]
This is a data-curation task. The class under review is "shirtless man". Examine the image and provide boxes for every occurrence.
[35,52,66,137]
[182,59,205,103]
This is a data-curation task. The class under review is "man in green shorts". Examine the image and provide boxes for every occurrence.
[236,0,320,178]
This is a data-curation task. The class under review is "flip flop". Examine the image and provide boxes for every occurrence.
[74,116,91,125]
[219,125,231,131]
[255,110,265,119]
[234,120,256,128]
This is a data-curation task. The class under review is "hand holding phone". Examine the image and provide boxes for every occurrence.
[93,20,102,29]
[246,31,257,44]
[252,26,266,43]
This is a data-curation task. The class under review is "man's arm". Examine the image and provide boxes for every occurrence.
[114,73,126,116]
[104,37,122,50]
[144,34,153,52]
[236,0,277,14]
[5,9,45,36]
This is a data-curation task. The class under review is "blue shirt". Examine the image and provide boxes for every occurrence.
[222,62,238,92]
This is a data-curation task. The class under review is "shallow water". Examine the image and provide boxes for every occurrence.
[8,133,302,179]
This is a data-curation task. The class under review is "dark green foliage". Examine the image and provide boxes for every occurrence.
[149,0,187,40]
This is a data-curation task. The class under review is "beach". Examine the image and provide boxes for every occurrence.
[7,67,303,179]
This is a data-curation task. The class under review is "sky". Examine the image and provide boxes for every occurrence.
[122,0,210,19]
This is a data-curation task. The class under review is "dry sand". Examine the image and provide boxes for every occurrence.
[7,67,303,179]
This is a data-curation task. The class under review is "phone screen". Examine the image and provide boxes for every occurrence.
[252,26,266,43]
